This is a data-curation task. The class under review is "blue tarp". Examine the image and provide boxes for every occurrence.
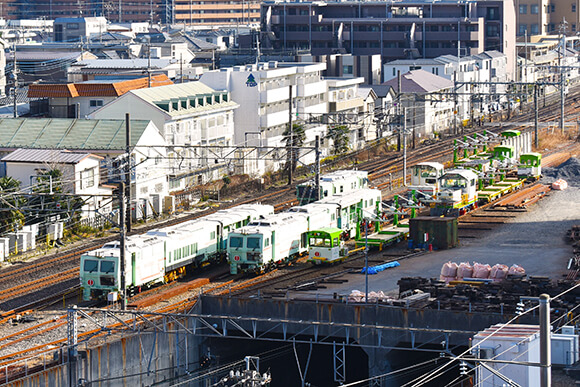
[361,261,400,274]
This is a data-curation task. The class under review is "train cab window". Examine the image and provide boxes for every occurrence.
[230,236,243,248]
[324,190,329,197]
[333,238,339,246]
[247,237,261,249]
[265,238,270,247]
[84,260,98,273]
[471,179,476,186]
[426,178,436,184]
[100,261,115,274]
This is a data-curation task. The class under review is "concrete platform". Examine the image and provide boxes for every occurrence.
[287,186,580,300]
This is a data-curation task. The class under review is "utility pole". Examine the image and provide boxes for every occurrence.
[403,107,407,186]
[453,71,458,135]
[397,70,401,151]
[314,135,320,201]
[118,181,127,310]
[147,39,152,88]
[12,44,18,118]
[539,293,551,387]
[559,18,568,132]
[288,84,293,186]
[534,84,539,149]
[125,113,132,233]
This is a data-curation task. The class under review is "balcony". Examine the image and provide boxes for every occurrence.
[260,110,289,128]
[260,86,290,104]
[297,80,327,97]
[329,98,364,112]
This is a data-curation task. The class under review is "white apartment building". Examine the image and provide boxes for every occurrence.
[327,77,372,150]
[91,82,238,190]
[200,61,328,174]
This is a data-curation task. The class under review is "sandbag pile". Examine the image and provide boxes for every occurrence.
[552,179,568,190]
[440,261,525,282]
[348,290,395,303]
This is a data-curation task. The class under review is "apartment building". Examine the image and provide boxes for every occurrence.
[262,0,517,79]
[1,0,259,26]
[200,61,328,174]
[90,82,238,190]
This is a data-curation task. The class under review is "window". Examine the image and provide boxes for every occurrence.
[81,167,95,189]
[229,236,243,248]
[67,23,79,29]
[90,99,104,107]
[247,237,261,249]
[519,24,527,35]
[530,24,539,34]
[100,261,115,273]
[574,4,577,12]
[83,259,98,272]
[210,231,216,240]
[519,4,527,13]
[531,4,539,13]
[551,4,555,12]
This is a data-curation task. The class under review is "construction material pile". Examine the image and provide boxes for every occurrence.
[397,276,580,314]
[542,157,580,187]
[440,261,525,282]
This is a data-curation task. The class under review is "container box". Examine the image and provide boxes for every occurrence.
[409,216,458,250]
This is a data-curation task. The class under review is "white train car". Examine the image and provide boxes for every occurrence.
[317,188,382,239]
[80,203,274,301]
[228,213,309,274]
[80,234,165,301]
[407,162,444,197]
[296,170,369,205]
[228,188,382,274]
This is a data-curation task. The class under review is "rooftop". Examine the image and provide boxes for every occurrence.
[0,118,153,151]
[1,148,101,164]
[27,74,173,98]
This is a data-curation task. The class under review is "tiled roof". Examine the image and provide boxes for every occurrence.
[382,69,453,93]
[2,148,100,164]
[0,118,152,150]
[27,74,173,98]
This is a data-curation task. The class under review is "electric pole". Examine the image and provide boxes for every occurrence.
[118,181,127,310]
[125,113,132,233]
[288,84,293,186]
[12,44,18,118]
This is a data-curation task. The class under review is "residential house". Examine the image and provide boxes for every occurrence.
[1,148,112,220]
[90,82,238,191]
[27,74,174,118]
[382,70,455,137]
[0,118,169,220]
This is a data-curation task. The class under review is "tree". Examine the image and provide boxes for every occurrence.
[33,168,84,226]
[0,176,24,233]
[282,122,306,174]
[328,125,350,155]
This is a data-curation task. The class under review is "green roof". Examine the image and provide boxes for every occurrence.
[130,82,238,117]
[0,118,152,150]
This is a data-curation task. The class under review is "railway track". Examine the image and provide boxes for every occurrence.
[0,82,578,373]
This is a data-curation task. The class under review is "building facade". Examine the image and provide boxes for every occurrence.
[200,61,329,174]
[90,82,238,190]
[261,0,517,79]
